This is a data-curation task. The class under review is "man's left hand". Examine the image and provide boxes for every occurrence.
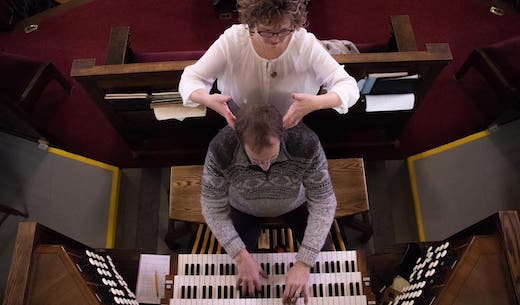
[282,261,310,304]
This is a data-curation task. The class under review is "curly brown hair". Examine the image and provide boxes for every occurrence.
[235,103,283,152]
[237,0,308,29]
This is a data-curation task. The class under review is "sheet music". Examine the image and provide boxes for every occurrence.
[136,254,171,304]
[152,104,206,121]
[365,93,415,112]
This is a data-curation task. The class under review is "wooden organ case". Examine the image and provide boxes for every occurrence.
[369,210,520,305]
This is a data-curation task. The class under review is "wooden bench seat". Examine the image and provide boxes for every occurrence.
[166,158,371,249]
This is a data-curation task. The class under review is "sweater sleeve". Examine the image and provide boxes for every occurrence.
[295,143,337,266]
[200,149,246,258]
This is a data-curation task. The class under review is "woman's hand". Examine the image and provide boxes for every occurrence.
[284,92,343,129]
[207,94,236,128]
[283,93,317,129]
[283,261,310,304]
[234,249,267,297]
[189,89,236,127]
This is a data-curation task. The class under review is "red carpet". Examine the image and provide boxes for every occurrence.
[0,0,518,167]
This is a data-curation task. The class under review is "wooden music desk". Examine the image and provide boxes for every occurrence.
[167,158,371,248]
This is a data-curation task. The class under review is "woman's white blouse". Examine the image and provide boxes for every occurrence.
[179,24,359,114]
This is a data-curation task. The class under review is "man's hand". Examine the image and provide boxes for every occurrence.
[283,93,318,129]
[282,261,310,304]
[234,249,267,296]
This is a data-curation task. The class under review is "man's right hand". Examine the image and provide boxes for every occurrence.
[234,249,267,296]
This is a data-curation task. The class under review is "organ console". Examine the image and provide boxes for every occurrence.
[4,211,519,305]
[166,251,376,305]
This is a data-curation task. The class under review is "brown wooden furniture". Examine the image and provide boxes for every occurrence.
[368,210,520,305]
[166,158,371,248]
[70,15,452,162]
[2,222,142,305]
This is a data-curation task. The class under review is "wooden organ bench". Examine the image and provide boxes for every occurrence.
[70,15,452,163]
[166,158,371,253]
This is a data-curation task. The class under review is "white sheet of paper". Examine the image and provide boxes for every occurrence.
[365,93,415,112]
[135,254,170,304]
[152,104,206,121]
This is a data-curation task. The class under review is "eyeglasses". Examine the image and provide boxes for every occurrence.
[256,29,294,38]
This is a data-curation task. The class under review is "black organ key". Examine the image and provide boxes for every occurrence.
[330,261,335,272]
[230,285,234,298]
[211,264,215,275]
[351,260,356,272]
[266,263,271,275]
[328,283,333,296]
[345,260,350,272]
[225,263,230,275]
[223,285,228,298]
[267,284,271,298]
[319,283,324,297]
[334,283,339,296]
[181,286,185,298]
[231,263,236,275]
[202,286,206,299]
[190,264,194,275]
[356,282,361,295]
[204,264,209,275]
[186,286,191,299]
[276,285,281,298]
[281,262,285,274]
[196,264,200,275]
[349,282,354,295]
[325,261,330,273]
[193,286,197,298]
[219,264,224,275]
[218,286,222,299]
[340,282,346,296]
[275,262,280,274]
[336,261,341,272]
[185,265,189,275]
[208,286,213,298]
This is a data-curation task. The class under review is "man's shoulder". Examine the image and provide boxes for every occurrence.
[208,126,239,164]
[284,124,322,157]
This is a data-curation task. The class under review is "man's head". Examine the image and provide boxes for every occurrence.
[235,103,283,171]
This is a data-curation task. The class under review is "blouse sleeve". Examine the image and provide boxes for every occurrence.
[308,35,360,113]
[178,34,229,107]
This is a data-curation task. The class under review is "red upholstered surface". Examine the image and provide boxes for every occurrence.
[0,52,45,101]
[131,42,387,63]
[132,50,206,62]
[483,36,520,88]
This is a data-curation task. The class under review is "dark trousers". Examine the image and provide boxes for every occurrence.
[229,204,309,252]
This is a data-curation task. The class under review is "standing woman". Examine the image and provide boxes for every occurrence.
[179,0,359,129]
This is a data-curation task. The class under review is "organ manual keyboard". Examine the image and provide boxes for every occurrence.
[164,250,376,305]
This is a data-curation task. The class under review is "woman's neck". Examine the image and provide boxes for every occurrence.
[251,36,291,60]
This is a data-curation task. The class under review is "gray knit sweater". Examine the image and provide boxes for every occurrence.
[200,124,336,266]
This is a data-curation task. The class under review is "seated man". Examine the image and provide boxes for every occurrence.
[201,103,337,305]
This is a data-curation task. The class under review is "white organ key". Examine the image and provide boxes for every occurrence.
[170,296,367,305]
[173,273,362,300]
[176,251,359,276]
